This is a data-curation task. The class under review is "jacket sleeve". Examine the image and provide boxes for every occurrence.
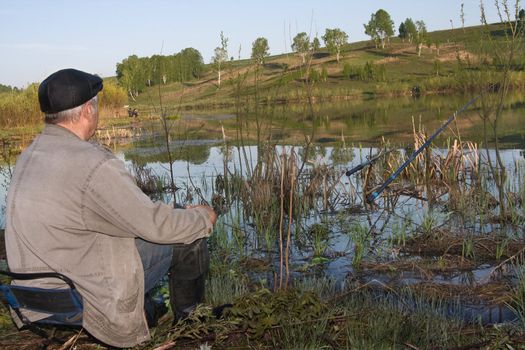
[82,158,213,244]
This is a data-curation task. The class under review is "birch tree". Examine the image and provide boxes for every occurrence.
[292,32,311,64]
[251,37,270,66]
[364,9,395,49]
[212,31,229,88]
[415,20,427,57]
[322,28,349,63]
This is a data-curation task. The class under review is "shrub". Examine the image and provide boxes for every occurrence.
[343,62,385,82]
[309,68,320,83]
[343,63,362,80]
[99,80,128,109]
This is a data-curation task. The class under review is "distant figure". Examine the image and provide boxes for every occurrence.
[128,107,139,118]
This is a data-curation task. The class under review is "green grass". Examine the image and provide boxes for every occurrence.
[128,275,523,349]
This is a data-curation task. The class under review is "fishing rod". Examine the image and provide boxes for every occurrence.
[345,149,393,177]
[366,93,481,203]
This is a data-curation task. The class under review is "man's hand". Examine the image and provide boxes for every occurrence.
[187,205,218,225]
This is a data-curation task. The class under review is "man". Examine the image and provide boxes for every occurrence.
[5,68,217,347]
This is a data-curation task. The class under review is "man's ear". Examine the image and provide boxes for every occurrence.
[80,101,93,120]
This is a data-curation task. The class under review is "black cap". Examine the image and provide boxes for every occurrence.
[38,68,103,114]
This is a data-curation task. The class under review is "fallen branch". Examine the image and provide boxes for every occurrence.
[480,246,525,284]
[58,329,83,350]
[153,341,176,350]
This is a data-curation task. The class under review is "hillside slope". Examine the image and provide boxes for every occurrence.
[131,23,524,112]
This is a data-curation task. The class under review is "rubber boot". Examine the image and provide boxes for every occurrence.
[144,292,168,327]
[169,274,206,321]
[168,238,209,322]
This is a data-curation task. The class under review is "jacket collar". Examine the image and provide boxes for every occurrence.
[43,124,83,140]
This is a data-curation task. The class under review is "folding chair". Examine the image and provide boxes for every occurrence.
[0,270,83,339]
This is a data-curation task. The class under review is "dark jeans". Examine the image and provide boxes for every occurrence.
[135,239,173,293]
[136,238,209,324]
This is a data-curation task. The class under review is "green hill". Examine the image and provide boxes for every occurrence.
[131,22,525,112]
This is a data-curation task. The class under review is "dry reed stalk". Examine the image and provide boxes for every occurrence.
[425,139,433,205]
[153,341,176,350]
[58,329,83,350]
[285,152,296,289]
[322,170,328,210]
[278,152,285,290]
[221,125,230,203]
[410,116,427,178]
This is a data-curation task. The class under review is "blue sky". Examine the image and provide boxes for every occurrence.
[0,0,507,88]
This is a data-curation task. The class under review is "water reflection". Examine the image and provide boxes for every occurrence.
[0,96,525,283]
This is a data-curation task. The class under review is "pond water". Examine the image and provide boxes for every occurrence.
[1,94,525,322]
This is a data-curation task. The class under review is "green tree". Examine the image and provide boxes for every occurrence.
[322,28,349,63]
[415,20,427,57]
[116,55,146,100]
[311,37,321,52]
[398,22,407,41]
[180,48,204,80]
[364,9,394,49]
[292,32,311,64]
[212,31,229,88]
[403,18,417,43]
[0,84,14,93]
[434,40,442,56]
[115,48,204,93]
[364,19,379,48]
[149,55,166,85]
[251,37,270,66]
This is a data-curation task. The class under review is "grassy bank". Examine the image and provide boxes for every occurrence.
[1,274,523,349]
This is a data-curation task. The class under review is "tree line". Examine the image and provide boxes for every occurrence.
[116,47,205,100]
[0,84,19,93]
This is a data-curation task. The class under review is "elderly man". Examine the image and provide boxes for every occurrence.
[5,68,217,347]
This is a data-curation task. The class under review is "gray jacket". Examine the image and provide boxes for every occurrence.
[5,124,213,347]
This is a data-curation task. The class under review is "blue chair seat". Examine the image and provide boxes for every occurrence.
[0,270,83,334]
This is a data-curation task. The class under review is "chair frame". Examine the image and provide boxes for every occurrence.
[0,270,83,339]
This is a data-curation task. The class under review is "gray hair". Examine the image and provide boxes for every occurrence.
[45,95,98,124]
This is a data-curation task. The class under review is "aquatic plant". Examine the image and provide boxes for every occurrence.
[346,223,370,268]
[130,162,168,201]
[389,218,409,247]
[227,287,326,339]
[507,259,525,328]
[461,235,476,260]
[307,223,330,258]
[496,238,510,261]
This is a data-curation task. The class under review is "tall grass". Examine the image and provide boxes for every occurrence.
[0,80,128,129]
[0,84,40,128]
